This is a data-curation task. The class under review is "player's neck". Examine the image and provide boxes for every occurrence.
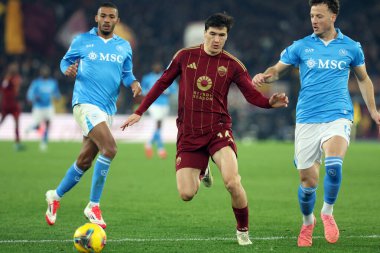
[319,27,337,41]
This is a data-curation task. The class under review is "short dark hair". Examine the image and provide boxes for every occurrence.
[205,13,234,33]
[99,2,118,11]
[309,0,339,15]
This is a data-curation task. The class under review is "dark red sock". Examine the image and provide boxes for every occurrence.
[232,206,249,232]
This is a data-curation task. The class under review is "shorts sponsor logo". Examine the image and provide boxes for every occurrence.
[176,157,181,166]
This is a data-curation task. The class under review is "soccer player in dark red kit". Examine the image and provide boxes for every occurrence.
[121,13,288,245]
[0,62,24,151]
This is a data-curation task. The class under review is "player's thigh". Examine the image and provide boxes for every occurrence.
[294,123,323,170]
[88,122,116,151]
[212,146,239,183]
[321,119,351,158]
[176,167,202,193]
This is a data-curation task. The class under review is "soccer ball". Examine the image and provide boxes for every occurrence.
[73,223,106,253]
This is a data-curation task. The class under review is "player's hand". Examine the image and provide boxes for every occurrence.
[120,113,141,130]
[64,62,79,78]
[252,73,272,87]
[131,81,142,97]
[269,93,288,108]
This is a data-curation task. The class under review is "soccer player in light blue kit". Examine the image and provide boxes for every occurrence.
[45,2,142,229]
[26,65,61,151]
[253,0,380,247]
[141,62,177,159]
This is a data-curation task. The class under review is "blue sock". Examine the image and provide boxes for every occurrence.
[43,128,48,143]
[298,185,317,216]
[155,130,164,149]
[90,155,111,203]
[324,156,343,204]
[56,163,84,197]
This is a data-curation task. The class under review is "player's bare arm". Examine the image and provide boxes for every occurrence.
[252,62,290,87]
[269,92,289,108]
[130,81,142,97]
[353,65,380,128]
[64,62,79,78]
[120,113,141,130]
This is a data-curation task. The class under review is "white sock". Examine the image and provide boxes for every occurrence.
[321,202,334,215]
[303,213,314,225]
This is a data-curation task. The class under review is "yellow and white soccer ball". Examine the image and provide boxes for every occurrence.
[73,223,106,253]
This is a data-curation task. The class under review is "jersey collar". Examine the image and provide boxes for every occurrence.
[311,28,344,41]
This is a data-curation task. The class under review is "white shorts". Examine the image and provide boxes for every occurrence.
[73,104,113,137]
[294,118,352,170]
[147,104,169,121]
[32,106,54,123]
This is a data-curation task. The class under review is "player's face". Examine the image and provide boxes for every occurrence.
[95,7,119,38]
[310,4,336,39]
[204,27,228,56]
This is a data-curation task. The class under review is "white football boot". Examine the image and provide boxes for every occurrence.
[236,230,252,246]
[45,190,60,225]
[84,203,107,229]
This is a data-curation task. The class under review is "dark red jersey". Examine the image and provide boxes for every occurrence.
[1,75,21,107]
[136,44,271,134]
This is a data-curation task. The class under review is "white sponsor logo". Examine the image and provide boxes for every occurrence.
[86,44,94,48]
[318,59,347,70]
[305,48,314,53]
[99,53,123,63]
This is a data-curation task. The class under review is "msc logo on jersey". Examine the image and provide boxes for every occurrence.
[197,76,212,91]
[306,58,347,70]
[87,52,124,63]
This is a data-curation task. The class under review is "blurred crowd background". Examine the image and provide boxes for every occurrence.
[1,0,379,140]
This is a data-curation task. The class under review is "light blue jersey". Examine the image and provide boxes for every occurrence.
[27,77,61,108]
[280,29,365,123]
[60,27,136,115]
[141,71,177,106]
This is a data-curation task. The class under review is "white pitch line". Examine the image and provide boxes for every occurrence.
[0,235,379,244]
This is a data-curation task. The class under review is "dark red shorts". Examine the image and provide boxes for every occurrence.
[175,128,237,173]
[1,103,21,118]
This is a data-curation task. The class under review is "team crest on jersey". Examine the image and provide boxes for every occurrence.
[339,49,347,56]
[88,51,97,61]
[217,66,227,77]
[196,76,212,91]
[116,45,124,53]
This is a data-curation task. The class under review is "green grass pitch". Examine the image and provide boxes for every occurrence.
[0,141,379,252]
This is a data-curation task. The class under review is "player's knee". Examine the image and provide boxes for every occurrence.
[178,189,196,201]
[76,158,92,171]
[300,177,318,188]
[224,177,241,193]
[101,144,117,159]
